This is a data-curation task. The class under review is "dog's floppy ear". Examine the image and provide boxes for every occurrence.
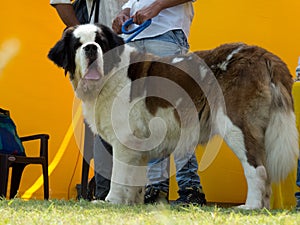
[48,27,76,76]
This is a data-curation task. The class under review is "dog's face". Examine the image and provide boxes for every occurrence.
[48,24,124,100]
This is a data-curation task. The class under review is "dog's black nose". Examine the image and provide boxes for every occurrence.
[84,44,98,52]
[84,44,98,62]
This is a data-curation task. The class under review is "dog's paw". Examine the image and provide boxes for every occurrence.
[105,186,144,205]
[236,204,261,210]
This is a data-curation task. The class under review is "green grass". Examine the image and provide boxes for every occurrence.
[0,199,299,225]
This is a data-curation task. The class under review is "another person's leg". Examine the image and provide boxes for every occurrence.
[144,158,169,204]
[173,154,206,205]
[93,135,113,200]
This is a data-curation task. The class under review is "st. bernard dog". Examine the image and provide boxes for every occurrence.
[48,23,299,209]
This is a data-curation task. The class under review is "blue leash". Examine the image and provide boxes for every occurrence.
[122,18,152,43]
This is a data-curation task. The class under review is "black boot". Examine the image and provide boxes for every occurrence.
[94,173,110,200]
[172,187,206,206]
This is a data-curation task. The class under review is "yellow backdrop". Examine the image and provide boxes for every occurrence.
[0,1,299,208]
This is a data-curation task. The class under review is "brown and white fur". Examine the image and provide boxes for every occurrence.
[48,24,299,209]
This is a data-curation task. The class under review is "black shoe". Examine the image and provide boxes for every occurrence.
[93,173,111,201]
[172,187,206,206]
[86,176,96,201]
[144,186,160,204]
[144,186,168,204]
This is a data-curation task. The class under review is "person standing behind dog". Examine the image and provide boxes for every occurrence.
[50,0,127,201]
[113,0,206,205]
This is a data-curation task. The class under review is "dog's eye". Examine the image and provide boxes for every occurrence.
[71,37,82,51]
[74,42,82,51]
[95,35,102,45]
[95,34,108,52]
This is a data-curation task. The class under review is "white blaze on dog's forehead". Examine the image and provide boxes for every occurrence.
[172,57,184,64]
[73,24,101,43]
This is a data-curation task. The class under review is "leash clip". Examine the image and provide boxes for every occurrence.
[122,18,152,43]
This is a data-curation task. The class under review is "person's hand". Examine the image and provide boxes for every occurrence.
[132,1,163,24]
[112,8,130,34]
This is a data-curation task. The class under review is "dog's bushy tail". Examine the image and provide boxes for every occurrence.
[264,52,299,183]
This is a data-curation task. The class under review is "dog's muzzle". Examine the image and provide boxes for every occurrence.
[79,42,103,80]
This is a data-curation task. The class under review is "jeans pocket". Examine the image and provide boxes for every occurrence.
[170,30,190,51]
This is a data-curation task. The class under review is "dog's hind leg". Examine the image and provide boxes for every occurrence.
[224,127,270,209]
[218,111,270,209]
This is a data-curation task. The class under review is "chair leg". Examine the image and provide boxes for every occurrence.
[0,155,10,198]
[42,162,49,200]
[80,159,90,199]
[10,164,26,199]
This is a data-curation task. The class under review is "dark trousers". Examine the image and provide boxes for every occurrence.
[93,135,112,200]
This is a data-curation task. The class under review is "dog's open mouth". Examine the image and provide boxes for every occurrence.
[84,62,102,80]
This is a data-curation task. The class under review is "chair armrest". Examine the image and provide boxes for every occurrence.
[20,134,49,158]
[20,134,49,142]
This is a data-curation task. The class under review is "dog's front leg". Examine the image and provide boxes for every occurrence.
[105,144,148,204]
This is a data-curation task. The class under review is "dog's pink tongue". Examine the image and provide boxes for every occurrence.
[84,67,101,80]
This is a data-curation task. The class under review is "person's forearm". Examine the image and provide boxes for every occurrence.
[132,0,193,24]
[153,0,193,11]
[54,4,80,27]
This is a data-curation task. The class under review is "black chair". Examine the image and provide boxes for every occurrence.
[0,108,49,199]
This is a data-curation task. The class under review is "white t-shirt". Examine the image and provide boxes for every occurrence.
[50,0,127,27]
[122,0,195,40]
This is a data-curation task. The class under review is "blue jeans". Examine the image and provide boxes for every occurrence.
[129,30,201,193]
[130,29,189,56]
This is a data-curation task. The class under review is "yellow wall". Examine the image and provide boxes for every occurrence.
[0,0,299,208]
[190,0,300,72]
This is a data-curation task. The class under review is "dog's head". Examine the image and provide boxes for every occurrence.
[48,24,124,100]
